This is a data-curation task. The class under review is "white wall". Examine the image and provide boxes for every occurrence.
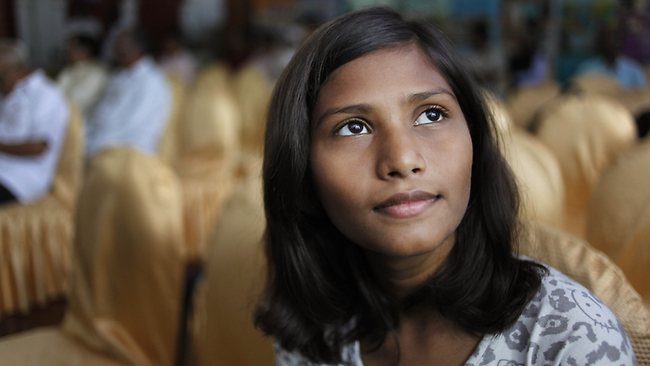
[14,0,66,69]
[180,0,226,45]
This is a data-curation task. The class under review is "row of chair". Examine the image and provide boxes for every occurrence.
[0,57,276,364]
[0,147,187,365]
[0,61,273,322]
[502,74,650,307]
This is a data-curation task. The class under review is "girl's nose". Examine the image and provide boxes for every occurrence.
[376,128,426,179]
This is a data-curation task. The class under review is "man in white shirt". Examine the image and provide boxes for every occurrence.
[85,27,171,159]
[0,39,69,205]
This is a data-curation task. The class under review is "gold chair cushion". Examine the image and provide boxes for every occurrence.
[193,63,231,93]
[534,93,636,238]
[506,131,565,228]
[51,104,84,210]
[484,92,564,229]
[62,147,185,366]
[158,73,187,166]
[587,138,650,303]
[571,73,650,116]
[571,73,621,96]
[231,64,273,155]
[193,157,273,366]
[173,76,241,257]
[506,81,561,130]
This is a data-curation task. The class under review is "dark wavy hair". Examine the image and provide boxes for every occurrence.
[255,7,545,363]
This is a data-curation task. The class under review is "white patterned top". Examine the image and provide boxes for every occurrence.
[275,265,636,365]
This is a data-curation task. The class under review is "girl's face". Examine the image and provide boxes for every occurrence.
[310,43,473,258]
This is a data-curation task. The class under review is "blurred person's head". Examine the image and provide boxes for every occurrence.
[0,39,30,95]
[65,34,101,64]
[113,27,149,68]
[297,10,327,34]
[637,111,650,139]
[597,26,619,65]
[159,29,185,57]
[469,19,489,50]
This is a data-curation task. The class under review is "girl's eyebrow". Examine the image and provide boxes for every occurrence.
[315,104,372,127]
[314,88,457,126]
[408,88,457,103]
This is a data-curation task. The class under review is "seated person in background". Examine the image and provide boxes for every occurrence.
[461,20,506,95]
[85,27,171,159]
[576,26,647,89]
[158,30,197,87]
[57,33,108,122]
[637,110,650,138]
[0,39,69,205]
[245,25,302,85]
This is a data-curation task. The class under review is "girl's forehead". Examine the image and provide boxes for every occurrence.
[315,44,454,105]
[326,43,439,78]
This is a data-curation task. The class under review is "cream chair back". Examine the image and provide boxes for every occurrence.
[506,81,561,130]
[62,147,185,366]
[193,157,273,366]
[534,92,636,238]
[587,138,650,304]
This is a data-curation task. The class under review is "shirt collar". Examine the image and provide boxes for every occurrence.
[5,69,46,98]
[124,56,154,75]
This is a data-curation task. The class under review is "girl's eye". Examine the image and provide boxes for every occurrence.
[336,120,370,136]
[414,107,446,125]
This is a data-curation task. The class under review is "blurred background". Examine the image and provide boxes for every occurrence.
[0,0,648,92]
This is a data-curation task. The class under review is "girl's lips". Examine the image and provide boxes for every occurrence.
[373,191,440,218]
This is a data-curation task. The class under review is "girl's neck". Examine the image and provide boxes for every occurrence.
[365,234,455,299]
[360,310,480,366]
[360,235,479,365]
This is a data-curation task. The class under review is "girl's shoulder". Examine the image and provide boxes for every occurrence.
[468,264,636,365]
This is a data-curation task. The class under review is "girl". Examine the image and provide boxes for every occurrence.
[255,7,634,365]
